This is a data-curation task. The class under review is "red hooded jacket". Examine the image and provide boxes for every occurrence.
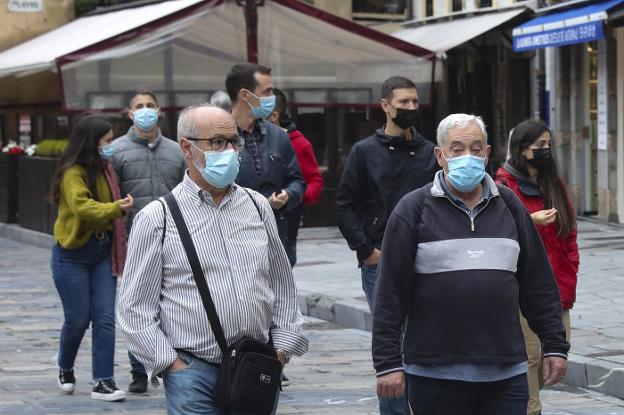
[289,130,324,206]
[495,164,579,309]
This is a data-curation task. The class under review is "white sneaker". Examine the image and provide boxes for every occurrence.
[91,379,126,402]
[58,370,75,394]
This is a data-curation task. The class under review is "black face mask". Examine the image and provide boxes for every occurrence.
[390,106,419,130]
[527,148,552,170]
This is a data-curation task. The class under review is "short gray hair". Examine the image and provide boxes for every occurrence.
[436,114,487,147]
[209,90,232,112]
[177,104,214,141]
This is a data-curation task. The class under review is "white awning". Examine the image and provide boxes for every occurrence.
[0,0,207,76]
[0,0,435,110]
[392,8,526,55]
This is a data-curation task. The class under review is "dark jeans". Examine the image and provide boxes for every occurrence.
[163,351,279,415]
[129,352,147,375]
[361,263,407,415]
[284,205,302,267]
[407,373,529,415]
[51,235,117,381]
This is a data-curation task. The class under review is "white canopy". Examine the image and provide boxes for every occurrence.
[0,0,436,110]
[392,8,526,55]
[0,0,206,77]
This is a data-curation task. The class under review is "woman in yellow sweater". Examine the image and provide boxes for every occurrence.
[50,116,133,402]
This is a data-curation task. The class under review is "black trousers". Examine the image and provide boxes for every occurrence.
[407,373,528,415]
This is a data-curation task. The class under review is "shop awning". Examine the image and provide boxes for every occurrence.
[512,0,624,52]
[392,8,527,55]
[0,0,435,111]
[0,0,207,77]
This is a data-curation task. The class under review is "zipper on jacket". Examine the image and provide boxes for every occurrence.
[470,197,495,232]
[441,195,496,232]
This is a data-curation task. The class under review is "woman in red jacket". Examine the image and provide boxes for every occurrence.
[269,88,325,267]
[495,119,578,415]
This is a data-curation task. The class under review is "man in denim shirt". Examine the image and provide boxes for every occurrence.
[226,63,305,257]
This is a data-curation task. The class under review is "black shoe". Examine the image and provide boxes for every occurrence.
[128,372,148,393]
[58,370,75,394]
[281,372,290,387]
[91,379,126,401]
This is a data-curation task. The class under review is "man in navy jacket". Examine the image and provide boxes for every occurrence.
[373,113,569,415]
[227,63,305,249]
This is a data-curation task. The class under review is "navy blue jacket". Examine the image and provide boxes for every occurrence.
[336,127,438,263]
[235,119,306,245]
[372,173,569,377]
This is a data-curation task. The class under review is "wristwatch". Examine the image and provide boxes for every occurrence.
[275,348,292,363]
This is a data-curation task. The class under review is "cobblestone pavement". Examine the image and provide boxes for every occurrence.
[2,221,624,414]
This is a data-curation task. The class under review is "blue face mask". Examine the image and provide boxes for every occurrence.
[192,144,240,188]
[444,153,486,193]
[247,91,276,119]
[99,144,114,160]
[132,108,159,131]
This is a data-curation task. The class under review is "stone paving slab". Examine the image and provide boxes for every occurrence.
[2,217,624,411]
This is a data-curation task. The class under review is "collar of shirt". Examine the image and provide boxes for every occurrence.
[238,119,267,140]
[181,171,238,208]
[438,171,491,216]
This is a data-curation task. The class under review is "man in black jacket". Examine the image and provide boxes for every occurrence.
[336,76,438,415]
[373,113,569,415]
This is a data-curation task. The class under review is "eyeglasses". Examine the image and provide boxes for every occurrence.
[186,136,244,152]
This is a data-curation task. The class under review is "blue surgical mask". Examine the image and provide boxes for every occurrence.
[99,144,114,160]
[191,143,240,188]
[132,108,159,131]
[246,91,275,119]
[443,153,486,192]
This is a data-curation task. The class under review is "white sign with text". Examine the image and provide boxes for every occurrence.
[597,40,608,151]
[7,0,43,13]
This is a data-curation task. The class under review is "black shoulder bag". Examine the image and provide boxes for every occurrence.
[162,192,282,415]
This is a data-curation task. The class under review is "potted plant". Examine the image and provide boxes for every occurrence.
[18,139,67,234]
[0,141,25,223]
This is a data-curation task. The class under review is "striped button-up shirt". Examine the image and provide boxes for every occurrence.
[117,173,308,379]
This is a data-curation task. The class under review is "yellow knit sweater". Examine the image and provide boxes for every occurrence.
[53,165,123,249]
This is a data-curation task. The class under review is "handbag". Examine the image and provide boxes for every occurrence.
[163,192,282,415]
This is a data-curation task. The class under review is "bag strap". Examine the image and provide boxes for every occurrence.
[155,199,167,245]
[163,192,229,354]
[241,187,263,220]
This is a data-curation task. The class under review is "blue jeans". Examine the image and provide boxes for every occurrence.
[361,263,407,415]
[360,262,378,309]
[407,374,529,415]
[51,235,117,381]
[163,351,279,415]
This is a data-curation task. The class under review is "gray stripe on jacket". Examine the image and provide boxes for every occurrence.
[414,238,520,274]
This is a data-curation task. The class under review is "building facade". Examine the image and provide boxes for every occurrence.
[0,0,74,146]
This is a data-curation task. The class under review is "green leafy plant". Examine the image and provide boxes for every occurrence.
[35,139,68,158]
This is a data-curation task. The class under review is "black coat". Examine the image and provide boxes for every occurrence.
[336,127,438,262]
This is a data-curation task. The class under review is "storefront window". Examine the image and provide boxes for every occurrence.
[353,0,407,15]
[425,0,433,16]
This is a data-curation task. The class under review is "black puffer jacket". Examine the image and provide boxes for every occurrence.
[336,127,438,263]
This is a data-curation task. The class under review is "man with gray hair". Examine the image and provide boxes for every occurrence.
[372,113,569,414]
[117,105,308,414]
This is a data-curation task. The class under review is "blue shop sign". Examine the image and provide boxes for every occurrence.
[513,21,604,51]
[512,0,624,52]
